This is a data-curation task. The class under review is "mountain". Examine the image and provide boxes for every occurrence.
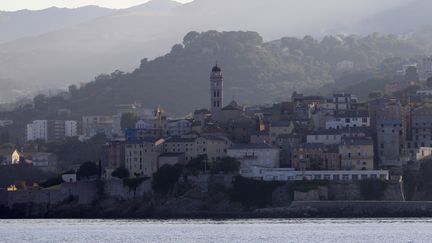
[12,31,422,118]
[0,0,423,104]
[0,6,115,44]
[126,0,182,12]
[356,0,432,34]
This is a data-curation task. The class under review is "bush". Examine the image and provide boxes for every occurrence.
[210,157,241,174]
[77,161,99,180]
[39,176,63,188]
[123,177,148,192]
[112,168,130,179]
[360,179,387,200]
[152,164,183,194]
[186,155,207,173]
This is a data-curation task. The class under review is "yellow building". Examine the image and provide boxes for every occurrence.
[339,137,374,170]
[270,121,294,144]
[163,135,231,162]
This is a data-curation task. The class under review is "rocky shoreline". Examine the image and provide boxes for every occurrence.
[1,176,431,219]
[3,200,432,219]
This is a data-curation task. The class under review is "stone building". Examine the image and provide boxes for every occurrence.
[105,139,126,170]
[125,137,164,177]
[163,135,231,162]
[291,143,340,171]
[339,137,374,170]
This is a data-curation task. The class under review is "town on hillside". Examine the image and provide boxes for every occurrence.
[2,60,432,210]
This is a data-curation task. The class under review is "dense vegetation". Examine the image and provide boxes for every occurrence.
[0,164,55,188]
[2,31,427,118]
[76,161,100,180]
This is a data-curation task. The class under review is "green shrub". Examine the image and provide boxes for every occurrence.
[210,157,241,174]
[77,161,99,180]
[39,176,63,188]
[112,168,130,179]
[152,164,182,194]
[123,177,148,192]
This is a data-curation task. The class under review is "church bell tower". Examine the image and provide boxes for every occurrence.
[210,64,223,121]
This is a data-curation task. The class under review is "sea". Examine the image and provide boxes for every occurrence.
[0,218,430,243]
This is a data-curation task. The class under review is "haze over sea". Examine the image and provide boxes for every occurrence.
[0,218,430,243]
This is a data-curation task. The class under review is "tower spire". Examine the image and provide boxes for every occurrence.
[210,64,223,121]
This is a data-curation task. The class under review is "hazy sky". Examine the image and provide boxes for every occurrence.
[0,0,193,11]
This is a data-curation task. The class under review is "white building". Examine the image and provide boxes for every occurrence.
[416,147,432,161]
[167,119,192,136]
[227,143,280,169]
[418,57,432,81]
[81,116,114,139]
[26,120,48,142]
[65,120,78,137]
[326,111,370,130]
[240,166,389,181]
[416,90,432,96]
[330,93,358,111]
[62,174,77,183]
[0,120,13,127]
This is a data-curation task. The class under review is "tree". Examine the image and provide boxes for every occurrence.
[33,94,47,110]
[183,31,199,46]
[77,161,99,180]
[405,66,419,81]
[111,167,130,179]
[210,157,241,174]
[121,112,138,131]
[186,155,207,173]
[152,164,182,194]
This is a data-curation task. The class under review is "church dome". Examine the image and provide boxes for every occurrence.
[212,65,221,72]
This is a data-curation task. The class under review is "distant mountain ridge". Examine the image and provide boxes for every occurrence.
[125,0,182,12]
[0,0,429,105]
[20,31,422,117]
[357,0,432,34]
[0,5,115,44]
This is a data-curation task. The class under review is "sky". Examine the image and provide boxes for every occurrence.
[0,0,193,11]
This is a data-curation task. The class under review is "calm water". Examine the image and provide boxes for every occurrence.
[0,218,430,243]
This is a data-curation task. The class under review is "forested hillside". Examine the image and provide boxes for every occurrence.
[10,31,425,117]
